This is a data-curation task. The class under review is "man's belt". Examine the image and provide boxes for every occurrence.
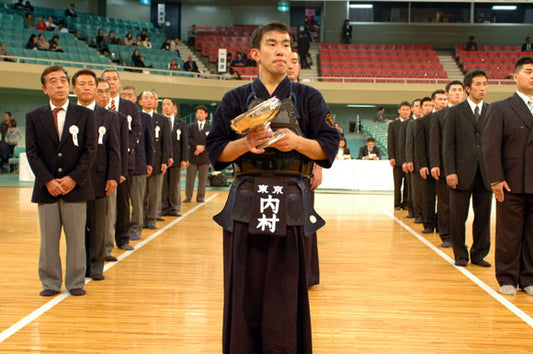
[234,154,313,178]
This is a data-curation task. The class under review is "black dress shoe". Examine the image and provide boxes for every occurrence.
[472,259,492,267]
[414,216,423,223]
[168,211,182,217]
[440,240,452,248]
[455,259,468,267]
[421,227,434,234]
[196,199,205,203]
[69,288,86,296]
[394,206,402,210]
[159,212,169,217]
[40,289,59,297]
[118,243,134,251]
[406,213,415,218]
[183,199,191,203]
[156,217,165,222]
[105,255,118,262]
[91,274,105,281]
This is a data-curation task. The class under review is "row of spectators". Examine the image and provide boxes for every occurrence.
[0,112,22,171]
[23,13,69,33]
[26,33,63,52]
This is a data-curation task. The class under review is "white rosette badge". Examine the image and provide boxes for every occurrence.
[98,126,106,145]
[69,125,79,147]
[177,128,181,141]
[127,115,132,130]
[155,125,160,139]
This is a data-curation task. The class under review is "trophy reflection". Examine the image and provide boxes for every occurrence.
[230,96,285,149]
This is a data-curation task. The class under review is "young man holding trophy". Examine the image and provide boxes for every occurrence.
[206,21,339,354]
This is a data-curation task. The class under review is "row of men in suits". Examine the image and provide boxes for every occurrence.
[26,65,199,296]
[389,56,533,296]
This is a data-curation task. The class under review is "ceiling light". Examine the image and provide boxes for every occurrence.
[350,4,373,9]
[492,5,517,11]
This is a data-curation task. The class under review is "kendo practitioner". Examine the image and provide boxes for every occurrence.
[206,21,339,354]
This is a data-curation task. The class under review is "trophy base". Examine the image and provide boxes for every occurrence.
[257,132,285,149]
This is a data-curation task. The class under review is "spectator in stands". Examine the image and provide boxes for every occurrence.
[123,33,134,46]
[287,51,301,82]
[375,107,386,122]
[342,19,352,44]
[170,38,181,56]
[161,38,171,51]
[245,56,256,67]
[2,112,11,141]
[13,0,24,10]
[5,119,21,157]
[336,137,351,160]
[187,24,197,46]
[232,70,241,80]
[23,13,35,29]
[231,52,246,67]
[522,37,532,52]
[132,49,145,67]
[58,23,68,33]
[1,43,14,62]
[96,28,110,56]
[48,35,64,52]
[134,34,143,47]
[465,36,478,51]
[37,33,49,50]
[108,31,121,45]
[357,137,381,160]
[139,29,148,41]
[168,59,181,71]
[36,16,46,31]
[24,1,33,12]
[184,56,199,73]
[297,32,310,69]
[141,36,153,49]
[65,3,77,18]
[46,16,58,32]
[26,34,38,50]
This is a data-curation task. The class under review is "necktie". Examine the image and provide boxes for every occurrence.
[528,99,533,115]
[52,107,62,137]
[474,106,480,123]
[110,99,116,111]
[199,122,203,131]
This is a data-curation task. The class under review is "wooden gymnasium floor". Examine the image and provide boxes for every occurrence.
[1,186,533,353]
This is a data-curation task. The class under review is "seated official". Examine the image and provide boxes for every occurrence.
[336,137,351,160]
[357,137,381,160]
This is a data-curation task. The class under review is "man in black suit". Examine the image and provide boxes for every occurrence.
[357,137,381,160]
[26,65,97,297]
[483,56,533,296]
[139,91,170,229]
[72,69,121,281]
[101,69,142,251]
[185,105,211,203]
[388,102,410,210]
[443,69,492,268]
[522,37,532,52]
[184,56,199,73]
[429,81,465,247]
[161,98,188,217]
[415,90,448,234]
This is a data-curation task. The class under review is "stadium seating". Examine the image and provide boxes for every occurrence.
[360,120,389,158]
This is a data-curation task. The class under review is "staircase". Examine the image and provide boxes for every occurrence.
[437,50,464,81]
[180,42,208,73]
[298,42,320,82]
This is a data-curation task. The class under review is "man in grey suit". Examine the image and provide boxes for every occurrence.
[443,69,492,268]
[483,56,533,296]
[26,65,97,296]
[139,91,170,229]
[161,98,188,216]
[184,105,211,203]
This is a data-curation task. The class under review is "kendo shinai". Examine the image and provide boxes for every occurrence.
[206,21,340,353]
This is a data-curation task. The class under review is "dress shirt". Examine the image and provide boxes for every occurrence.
[77,101,96,111]
[515,90,533,112]
[107,95,120,111]
[466,97,483,116]
[50,100,69,138]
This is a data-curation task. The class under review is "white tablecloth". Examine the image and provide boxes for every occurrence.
[19,152,35,182]
[318,159,393,191]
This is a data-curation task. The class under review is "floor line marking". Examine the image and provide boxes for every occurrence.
[0,193,219,344]
[381,207,533,329]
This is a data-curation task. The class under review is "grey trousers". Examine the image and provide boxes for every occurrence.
[86,197,107,276]
[38,200,87,291]
[129,173,147,238]
[104,189,117,257]
[145,173,163,224]
[185,163,209,201]
[162,166,181,214]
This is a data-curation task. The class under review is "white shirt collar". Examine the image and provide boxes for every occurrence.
[77,101,96,111]
[142,109,153,117]
[108,95,119,110]
[515,90,533,107]
[466,97,483,115]
[50,99,69,112]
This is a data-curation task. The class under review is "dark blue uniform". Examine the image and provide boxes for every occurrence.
[207,77,339,354]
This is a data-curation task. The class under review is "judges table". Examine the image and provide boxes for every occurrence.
[318,159,393,191]
[19,152,35,183]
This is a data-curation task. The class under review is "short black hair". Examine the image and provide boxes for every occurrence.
[101,68,120,79]
[411,98,421,107]
[431,89,446,100]
[40,65,68,86]
[96,77,109,87]
[377,106,385,111]
[463,69,487,88]
[121,86,136,95]
[4,112,11,117]
[9,119,16,127]
[445,80,464,92]
[195,104,208,113]
[250,21,292,50]
[420,97,432,106]
[72,69,97,86]
[398,101,411,109]
[163,98,177,106]
[469,36,475,40]
[514,56,533,73]
[366,137,375,143]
